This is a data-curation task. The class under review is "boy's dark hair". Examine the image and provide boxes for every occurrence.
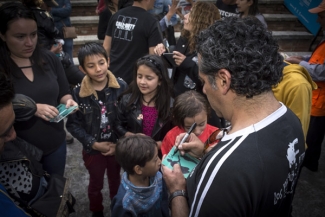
[78,42,108,70]
[116,135,157,175]
[0,73,15,109]
[173,91,210,128]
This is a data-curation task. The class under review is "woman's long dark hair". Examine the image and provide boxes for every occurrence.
[0,1,43,77]
[242,0,260,16]
[119,54,173,121]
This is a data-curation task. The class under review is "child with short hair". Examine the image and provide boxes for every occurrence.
[66,42,127,217]
[161,90,219,155]
[111,135,169,217]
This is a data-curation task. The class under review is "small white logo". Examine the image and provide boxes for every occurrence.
[286,138,299,168]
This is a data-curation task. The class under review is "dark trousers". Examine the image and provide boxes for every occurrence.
[305,116,325,167]
[82,151,121,212]
[41,141,66,176]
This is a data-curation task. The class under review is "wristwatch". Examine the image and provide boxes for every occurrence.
[168,190,188,208]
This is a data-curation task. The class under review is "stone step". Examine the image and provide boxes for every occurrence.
[70,0,289,16]
[71,13,307,36]
[71,31,313,57]
[71,0,99,16]
[71,0,97,16]
[265,14,307,31]
[72,51,312,66]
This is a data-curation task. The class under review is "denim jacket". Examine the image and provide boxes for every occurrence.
[66,70,127,154]
[115,93,173,142]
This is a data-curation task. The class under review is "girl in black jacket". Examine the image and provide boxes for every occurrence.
[116,54,173,153]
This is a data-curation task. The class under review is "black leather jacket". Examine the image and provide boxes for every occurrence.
[0,93,43,212]
[30,7,62,50]
[173,36,202,97]
[7,93,40,173]
[115,93,174,142]
[0,137,44,177]
[66,71,127,154]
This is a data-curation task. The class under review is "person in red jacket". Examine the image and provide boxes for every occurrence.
[161,90,218,156]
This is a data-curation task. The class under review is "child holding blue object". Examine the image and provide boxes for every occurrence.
[111,135,169,217]
[66,42,127,217]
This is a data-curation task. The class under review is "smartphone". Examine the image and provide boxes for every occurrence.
[162,53,176,67]
[162,53,174,57]
[163,39,170,52]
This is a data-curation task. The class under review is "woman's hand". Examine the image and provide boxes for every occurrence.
[35,104,59,121]
[173,51,186,66]
[65,98,78,108]
[166,0,180,21]
[50,43,62,54]
[60,95,78,113]
[154,43,166,56]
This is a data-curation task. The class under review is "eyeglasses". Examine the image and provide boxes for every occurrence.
[204,128,228,151]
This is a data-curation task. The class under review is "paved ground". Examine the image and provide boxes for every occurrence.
[65,133,325,217]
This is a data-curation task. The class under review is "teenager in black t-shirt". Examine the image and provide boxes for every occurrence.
[103,0,163,84]
[216,0,239,18]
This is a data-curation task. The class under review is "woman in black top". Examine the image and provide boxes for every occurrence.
[0,2,78,176]
[154,2,221,97]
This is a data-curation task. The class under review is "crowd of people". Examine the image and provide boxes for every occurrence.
[0,0,324,216]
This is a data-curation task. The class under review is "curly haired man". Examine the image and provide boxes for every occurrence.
[162,17,305,217]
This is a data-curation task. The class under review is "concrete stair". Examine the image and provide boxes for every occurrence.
[69,0,318,56]
[72,51,312,66]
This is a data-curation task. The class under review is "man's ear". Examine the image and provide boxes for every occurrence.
[217,69,231,94]
[133,165,143,175]
[78,65,87,75]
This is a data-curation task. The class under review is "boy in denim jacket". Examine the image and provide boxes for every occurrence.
[111,135,169,217]
[66,42,127,217]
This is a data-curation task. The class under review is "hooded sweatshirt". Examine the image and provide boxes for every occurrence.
[273,62,317,143]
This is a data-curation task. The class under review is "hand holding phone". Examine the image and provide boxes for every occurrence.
[162,53,177,67]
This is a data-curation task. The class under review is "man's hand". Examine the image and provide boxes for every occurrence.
[175,133,205,158]
[162,163,187,193]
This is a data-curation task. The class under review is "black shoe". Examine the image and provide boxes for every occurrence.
[92,211,104,217]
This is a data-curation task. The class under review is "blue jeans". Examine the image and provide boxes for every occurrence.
[63,38,74,65]
[41,141,67,176]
